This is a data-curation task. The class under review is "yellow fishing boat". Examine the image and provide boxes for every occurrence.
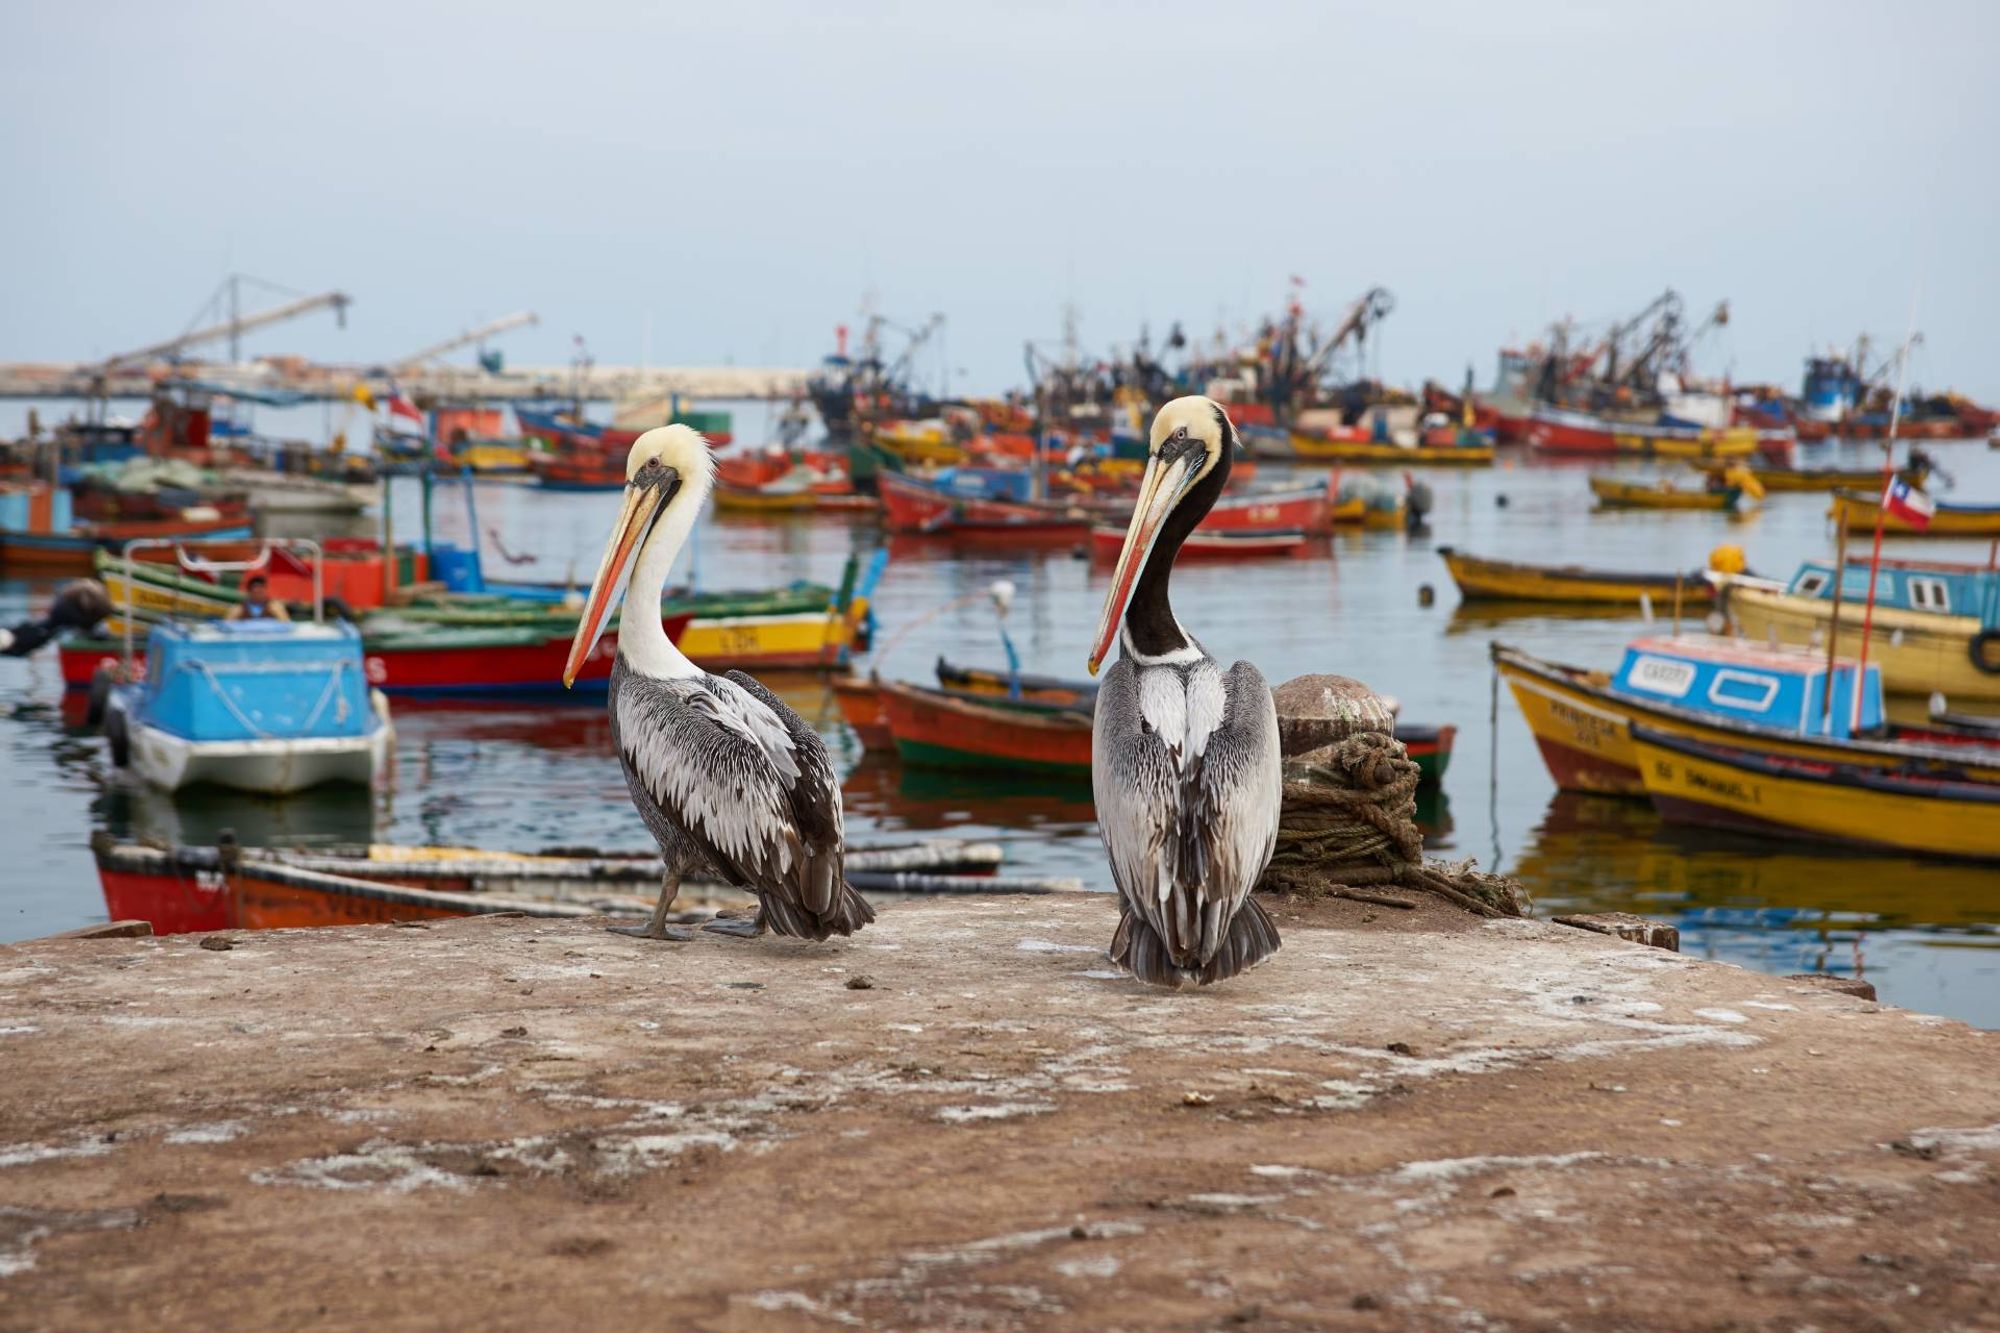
[1828,489,2000,537]
[1492,641,2000,798]
[1288,431,1494,466]
[711,480,818,513]
[870,420,966,467]
[1717,575,2000,702]
[1688,457,1931,493]
[1440,547,1719,606]
[450,441,538,475]
[1631,727,2000,860]
[1612,427,1758,459]
[1589,475,1747,511]
[1324,493,1367,525]
[677,608,859,671]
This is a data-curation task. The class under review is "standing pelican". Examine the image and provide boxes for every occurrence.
[1087,397,1282,988]
[562,425,874,944]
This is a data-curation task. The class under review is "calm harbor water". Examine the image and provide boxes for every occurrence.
[3,421,1996,1026]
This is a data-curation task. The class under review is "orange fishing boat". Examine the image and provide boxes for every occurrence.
[876,678,1092,777]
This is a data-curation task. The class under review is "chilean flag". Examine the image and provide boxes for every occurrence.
[1882,476,1934,530]
[385,393,428,439]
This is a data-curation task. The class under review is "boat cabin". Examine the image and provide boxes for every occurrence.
[137,620,379,746]
[1783,558,2000,628]
[1608,634,1882,740]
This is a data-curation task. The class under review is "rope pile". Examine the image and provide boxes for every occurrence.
[1260,730,1527,918]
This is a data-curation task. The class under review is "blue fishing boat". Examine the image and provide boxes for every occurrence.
[100,542,392,794]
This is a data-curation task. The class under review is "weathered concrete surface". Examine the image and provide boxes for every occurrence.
[0,894,1995,1331]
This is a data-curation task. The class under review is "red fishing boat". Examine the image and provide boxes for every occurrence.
[530,450,629,491]
[877,471,1091,538]
[1192,479,1337,535]
[0,514,255,576]
[1088,525,1308,558]
[58,613,694,698]
[877,678,1092,777]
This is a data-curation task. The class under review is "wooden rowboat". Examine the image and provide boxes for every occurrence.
[1632,726,2000,860]
[878,471,1090,538]
[1590,476,1742,512]
[1689,458,1931,493]
[1088,524,1307,558]
[1828,490,2000,537]
[876,677,1092,778]
[92,835,1057,936]
[1438,547,1718,606]
[1395,723,1457,785]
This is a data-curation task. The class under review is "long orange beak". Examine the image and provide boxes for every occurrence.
[561,483,655,688]
[1087,451,1196,675]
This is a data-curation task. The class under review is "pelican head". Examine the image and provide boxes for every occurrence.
[1086,396,1233,674]
[561,425,714,687]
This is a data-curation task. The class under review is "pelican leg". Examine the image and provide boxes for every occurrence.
[701,905,767,939]
[610,872,696,941]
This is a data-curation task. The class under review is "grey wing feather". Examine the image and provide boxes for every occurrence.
[722,669,844,915]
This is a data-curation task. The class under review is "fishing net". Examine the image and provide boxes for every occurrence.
[1259,723,1528,919]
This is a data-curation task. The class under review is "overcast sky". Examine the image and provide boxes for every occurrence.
[4,1,1996,399]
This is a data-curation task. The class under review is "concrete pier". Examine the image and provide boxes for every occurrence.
[2,893,1994,1329]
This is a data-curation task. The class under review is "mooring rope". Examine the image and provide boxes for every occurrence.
[1260,730,1528,918]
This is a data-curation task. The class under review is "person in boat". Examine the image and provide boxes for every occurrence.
[230,575,291,622]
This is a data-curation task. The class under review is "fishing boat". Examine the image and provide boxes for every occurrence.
[1494,638,2000,798]
[1688,455,1932,493]
[91,835,1040,936]
[1527,406,1792,462]
[877,470,1090,538]
[0,483,253,575]
[1289,427,1494,466]
[1590,476,1745,512]
[870,419,967,468]
[529,450,628,491]
[1715,558,2000,702]
[876,677,1092,778]
[95,542,393,794]
[1828,489,2000,537]
[712,469,820,512]
[934,658,1096,707]
[1088,524,1307,558]
[1396,723,1456,785]
[1200,478,1341,535]
[1630,726,2000,860]
[1438,547,1720,606]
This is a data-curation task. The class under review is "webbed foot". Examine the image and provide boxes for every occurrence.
[608,923,696,941]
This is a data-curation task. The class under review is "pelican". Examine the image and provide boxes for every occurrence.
[562,425,874,944]
[1087,397,1283,988]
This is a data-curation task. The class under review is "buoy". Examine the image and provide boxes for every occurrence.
[1417,584,1435,607]
[1496,494,1510,508]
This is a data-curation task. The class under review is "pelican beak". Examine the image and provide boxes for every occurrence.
[562,468,679,687]
[1087,448,1198,675]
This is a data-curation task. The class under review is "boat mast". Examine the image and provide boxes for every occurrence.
[1849,322,1921,733]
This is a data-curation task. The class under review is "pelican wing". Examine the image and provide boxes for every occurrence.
[1093,658,1280,967]
[613,670,837,911]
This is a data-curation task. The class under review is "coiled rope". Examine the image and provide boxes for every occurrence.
[1260,730,1528,918]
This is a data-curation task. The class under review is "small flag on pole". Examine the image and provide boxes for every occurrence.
[384,393,428,439]
[1882,475,1934,530]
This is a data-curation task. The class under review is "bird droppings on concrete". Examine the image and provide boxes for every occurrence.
[0,892,1995,1329]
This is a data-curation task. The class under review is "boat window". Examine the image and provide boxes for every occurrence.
[1908,578,1950,612]
[1707,670,1779,713]
[1794,571,1829,597]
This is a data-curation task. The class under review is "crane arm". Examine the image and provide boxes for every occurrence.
[393,311,539,370]
[100,291,352,369]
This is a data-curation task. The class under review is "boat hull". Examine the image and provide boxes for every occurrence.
[1590,477,1740,511]
[878,680,1092,777]
[1494,644,2000,796]
[1828,491,2000,537]
[1633,729,2000,860]
[128,725,391,794]
[1089,525,1307,558]
[878,472,1089,537]
[1289,430,1494,466]
[1439,547,1715,606]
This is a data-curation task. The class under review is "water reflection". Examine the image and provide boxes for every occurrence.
[1516,793,2000,1027]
